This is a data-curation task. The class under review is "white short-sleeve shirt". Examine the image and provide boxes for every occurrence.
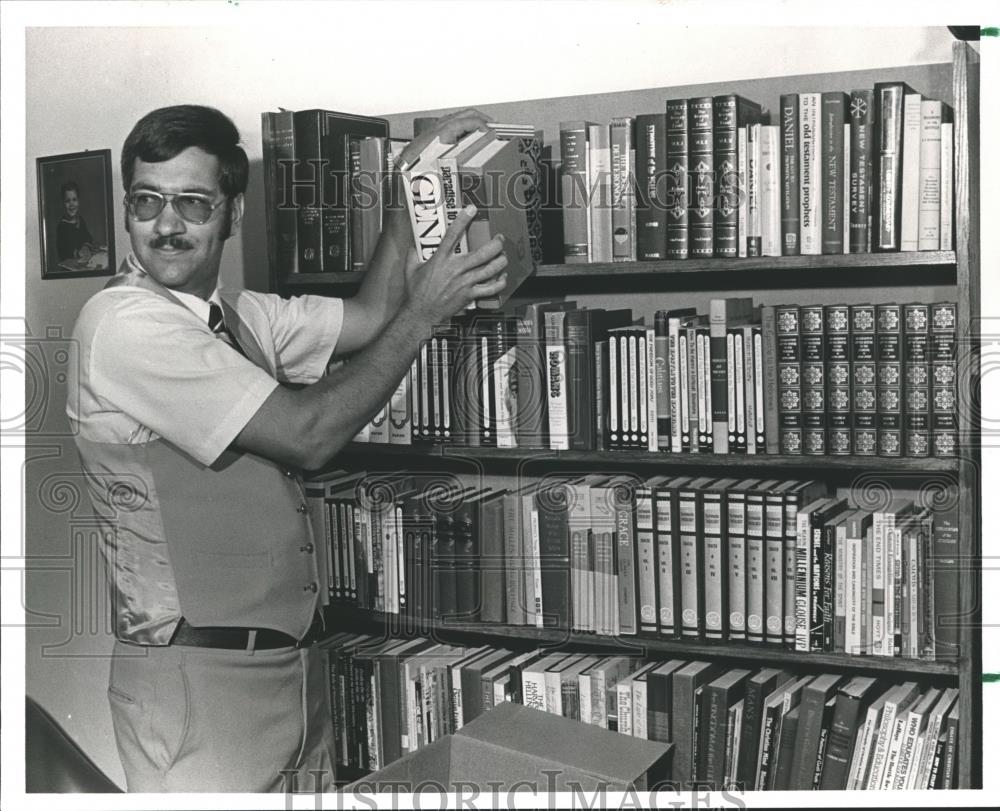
[68,263,343,466]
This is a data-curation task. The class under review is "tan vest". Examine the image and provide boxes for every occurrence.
[75,262,321,645]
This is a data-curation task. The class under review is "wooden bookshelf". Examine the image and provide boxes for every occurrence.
[270,42,981,789]
[330,607,959,679]
[334,442,959,473]
[280,250,956,292]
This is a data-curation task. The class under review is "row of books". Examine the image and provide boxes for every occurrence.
[321,633,959,790]
[261,107,403,275]
[306,473,959,661]
[355,297,959,458]
[560,83,954,263]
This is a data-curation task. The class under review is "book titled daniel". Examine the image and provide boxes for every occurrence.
[400,122,538,310]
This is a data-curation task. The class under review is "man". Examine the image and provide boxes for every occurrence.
[66,105,507,792]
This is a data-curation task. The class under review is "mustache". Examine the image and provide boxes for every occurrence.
[150,235,194,250]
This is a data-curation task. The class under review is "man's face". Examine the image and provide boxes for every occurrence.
[63,189,79,219]
[127,146,243,299]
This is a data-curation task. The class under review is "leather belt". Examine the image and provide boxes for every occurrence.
[170,615,326,651]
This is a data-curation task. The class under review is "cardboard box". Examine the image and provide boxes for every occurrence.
[347,702,672,793]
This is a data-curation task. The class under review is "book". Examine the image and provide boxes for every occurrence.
[821,92,849,254]
[819,675,881,789]
[825,304,852,455]
[701,668,751,789]
[704,479,738,642]
[789,672,843,789]
[672,661,719,786]
[940,120,954,250]
[559,121,594,262]
[635,113,668,260]
[931,301,958,457]
[688,97,715,257]
[456,136,535,308]
[798,92,821,255]
[724,479,757,643]
[665,100,689,259]
[609,116,637,261]
[775,305,803,454]
[756,674,811,790]
[533,478,574,629]
[849,89,875,253]
[799,304,826,455]
[850,304,879,455]
[588,123,613,263]
[759,126,781,257]
[646,659,686,744]
[873,81,915,251]
[635,476,660,635]
[899,91,923,251]
[904,302,932,457]
[261,110,298,276]
[779,93,800,255]
[866,682,920,789]
[917,99,946,250]
[710,297,755,454]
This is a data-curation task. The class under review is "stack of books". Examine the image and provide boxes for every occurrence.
[558,83,954,262]
[306,473,960,662]
[322,633,960,791]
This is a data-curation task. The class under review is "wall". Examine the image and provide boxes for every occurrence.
[20,16,958,789]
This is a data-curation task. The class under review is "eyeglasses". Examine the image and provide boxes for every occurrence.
[124,190,225,224]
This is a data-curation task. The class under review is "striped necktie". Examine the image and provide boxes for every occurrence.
[208,302,248,359]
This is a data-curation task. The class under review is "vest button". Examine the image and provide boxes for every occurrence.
[304,582,318,593]
[296,503,308,514]
[300,543,315,554]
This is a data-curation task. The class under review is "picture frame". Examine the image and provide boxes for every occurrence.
[36,149,116,279]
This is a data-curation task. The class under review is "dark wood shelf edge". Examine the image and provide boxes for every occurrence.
[280,251,957,287]
[325,609,959,678]
[332,443,959,472]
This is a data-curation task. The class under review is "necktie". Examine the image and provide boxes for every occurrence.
[208,302,248,359]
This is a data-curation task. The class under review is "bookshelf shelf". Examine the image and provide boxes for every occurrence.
[334,442,958,473]
[280,250,957,290]
[329,608,959,679]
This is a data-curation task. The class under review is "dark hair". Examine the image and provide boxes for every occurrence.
[121,105,249,198]
[60,180,80,198]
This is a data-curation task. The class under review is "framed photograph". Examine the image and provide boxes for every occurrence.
[36,149,116,279]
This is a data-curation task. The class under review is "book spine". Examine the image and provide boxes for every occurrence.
[654,311,671,449]
[776,305,803,454]
[710,302,731,454]
[697,326,713,452]
[795,506,812,651]
[745,491,765,644]
[665,100,690,259]
[760,306,780,454]
[834,523,848,652]
[876,85,905,250]
[615,487,638,636]
[779,94,801,255]
[940,122,953,250]
[751,325,767,454]
[728,328,747,453]
[850,305,878,455]
[402,160,449,265]
[560,122,590,262]
[900,93,923,251]
[688,97,715,257]
[849,90,875,253]
[904,303,932,457]
[821,93,848,254]
[876,304,904,457]
[495,320,517,449]
[536,488,571,629]
[713,95,740,258]
[545,311,570,450]
[610,117,637,261]
[685,326,700,453]
[826,304,853,455]
[589,123,613,263]
[761,126,782,257]
[931,302,958,457]
[646,327,659,452]
[679,487,704,638]
[746,123,761,257]
[636,485,658,634]
[668,319,684,452]
[292,111,325,273]
[703,490,727,640]
[743,326,758,453]
[655,488,679,638]
[764,492,784,645]
[636,113,668,260]
[388,364,413,445]
[262,111,298,276]
[738,126,748,258]
[727,492,748,642]
[809,516,825,652]
[800,305,827,455]
[917,100,943,250]
[799,92,821,255]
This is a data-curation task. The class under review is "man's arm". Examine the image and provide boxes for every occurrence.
[336,109,492,355]
[234,206,507,470]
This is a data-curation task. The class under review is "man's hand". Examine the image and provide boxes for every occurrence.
[398,108,492,169]
[404,204,507,325]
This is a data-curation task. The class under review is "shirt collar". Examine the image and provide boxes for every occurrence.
[126,252,221,325]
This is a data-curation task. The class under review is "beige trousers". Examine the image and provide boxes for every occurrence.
[107,639,336,793]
